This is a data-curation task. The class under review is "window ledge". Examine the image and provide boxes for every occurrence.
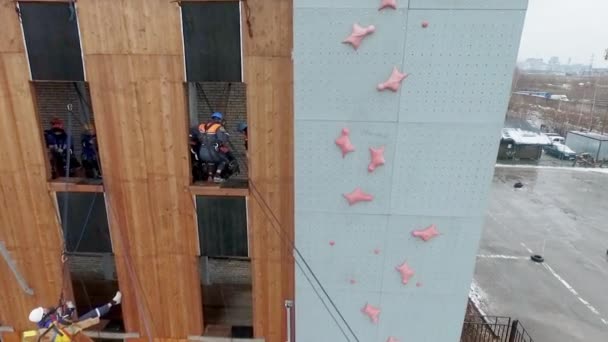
[49,178,104,193]
[190,182,249,197]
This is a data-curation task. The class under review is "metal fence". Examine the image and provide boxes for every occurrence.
[461,317,534,342]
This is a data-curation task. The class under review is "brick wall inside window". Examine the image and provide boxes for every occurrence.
[34,82,93,158]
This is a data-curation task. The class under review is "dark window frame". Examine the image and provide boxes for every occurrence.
[19,1,85,81]
[181,1,243,82]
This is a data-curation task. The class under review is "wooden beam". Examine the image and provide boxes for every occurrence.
[82,331,140,339]
[77,0,203,338]
[242,0,294,341]
[188,337,264,342]
[49,179,104,193]
[189,184,248,197]
[0,0,73,331]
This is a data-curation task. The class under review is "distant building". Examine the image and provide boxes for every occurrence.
[566,131,608,160]
[498,128,551,160]
[521,58,548,71]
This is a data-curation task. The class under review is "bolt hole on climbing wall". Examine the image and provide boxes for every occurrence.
[293,0,527,341]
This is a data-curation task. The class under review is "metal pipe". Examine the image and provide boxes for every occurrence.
[285,300,294,342]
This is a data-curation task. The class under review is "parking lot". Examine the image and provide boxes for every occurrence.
[473,165,608,342]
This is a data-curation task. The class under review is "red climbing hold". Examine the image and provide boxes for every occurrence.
[421,21,429,28]
[343,188,374,206]
[377,67,408,92]
[411,224,440,242]
[335,128,355,157]
[361,303,381,323]
[379,0,397,10]
[395,261,415,284]
[343,23,376,50]
[368,146,386,172]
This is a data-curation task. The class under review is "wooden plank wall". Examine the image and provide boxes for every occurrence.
[0,0,71,333]
[76,0,202,338]
[243,0,295,341]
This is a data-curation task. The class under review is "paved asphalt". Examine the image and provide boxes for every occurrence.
[473,166,608,342]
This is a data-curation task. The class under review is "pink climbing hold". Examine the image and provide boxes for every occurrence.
[421,21,429,28]
[349,278,357,285]
[411,224,440,242]
[368,146,386,172]
[335,128,355,157]
[386,337,400,342]
[416,282,423,287]
[395,261,415,285]
[343,188,374,206]
[377,67,408,92]
[373,248,381,255]
[379,0,397,10]
[361,303,381,324]
[342,23,376,50]
[329,240,336,246]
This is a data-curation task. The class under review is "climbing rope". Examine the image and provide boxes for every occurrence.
[248,181,360,342]
[57,103,75,308]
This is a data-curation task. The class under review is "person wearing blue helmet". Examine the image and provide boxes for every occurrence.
[198,112,233,182]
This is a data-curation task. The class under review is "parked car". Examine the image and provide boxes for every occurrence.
[544,143,576,160]
[543,133,565,144]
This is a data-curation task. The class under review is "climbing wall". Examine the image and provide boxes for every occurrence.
[294,1,527,341]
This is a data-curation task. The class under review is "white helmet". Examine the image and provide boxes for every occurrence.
[28,307,45,323]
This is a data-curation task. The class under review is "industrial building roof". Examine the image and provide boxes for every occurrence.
[501,128,551,145]
[568,131,608,141]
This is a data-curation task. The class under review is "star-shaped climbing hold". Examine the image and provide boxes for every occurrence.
[377,67,408,92]
[368,146,386,172]
[343,188,373,206]
[379,0,397,10]
[335,128,355,157]
[361,303,381,323]
[411,224,440,242]
[395,261,415,285]
[342,23,375,50]
[386,337,400,342]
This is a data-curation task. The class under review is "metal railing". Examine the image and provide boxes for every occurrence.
[461,316,534,342]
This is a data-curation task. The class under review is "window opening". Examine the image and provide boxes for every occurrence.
[18,2,85,81]
[181,1,242,82]
[187,82,248,186]
[55,192,124,333]
[35,82,102,183]
[196,196,252,338]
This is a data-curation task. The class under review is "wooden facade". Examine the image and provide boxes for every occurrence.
[0,0,71,337]
[243,0,295,340]
[0,1,294,342]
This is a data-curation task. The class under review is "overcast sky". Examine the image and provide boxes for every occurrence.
[517,0,608,67]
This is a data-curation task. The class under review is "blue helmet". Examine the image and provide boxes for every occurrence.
[211,112,223,120]
[237,122,247,132]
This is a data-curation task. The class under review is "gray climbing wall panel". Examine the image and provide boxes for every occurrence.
[294,1,526,341]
